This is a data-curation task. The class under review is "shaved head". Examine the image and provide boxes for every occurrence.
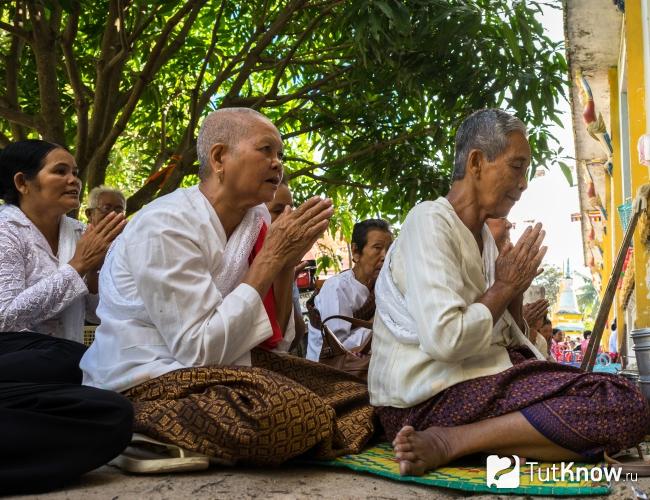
[196,107,272,180]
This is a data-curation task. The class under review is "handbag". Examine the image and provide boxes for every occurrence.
[318,314,373,381]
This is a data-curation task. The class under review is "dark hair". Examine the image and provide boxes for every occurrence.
[0,140,60,205]
[351,219,391,252]
[552,328,561,337]
[542,315,551,326]
[583,330,592,339]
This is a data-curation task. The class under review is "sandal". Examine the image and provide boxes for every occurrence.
[110,433,211,474]
[605,445,650,477]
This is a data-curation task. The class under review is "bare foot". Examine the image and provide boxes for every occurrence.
[392,425,452,476]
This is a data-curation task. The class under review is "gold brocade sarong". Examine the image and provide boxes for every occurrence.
[123,349,375,465]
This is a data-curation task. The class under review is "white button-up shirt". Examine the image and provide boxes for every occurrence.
[0,204,93,343]
[81,186,283,392]
[369,198,540,408]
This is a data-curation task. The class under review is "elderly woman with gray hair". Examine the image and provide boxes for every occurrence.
[370,109,650,476]
[85,185,126,226]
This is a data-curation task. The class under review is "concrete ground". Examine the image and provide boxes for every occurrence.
[9,464,650,500]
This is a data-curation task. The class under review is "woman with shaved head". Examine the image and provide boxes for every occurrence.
[81,108,374,471]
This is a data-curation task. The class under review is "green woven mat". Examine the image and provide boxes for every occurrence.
[300,443,611,496]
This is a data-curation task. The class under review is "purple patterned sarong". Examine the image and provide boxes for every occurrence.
[377,349,650,459]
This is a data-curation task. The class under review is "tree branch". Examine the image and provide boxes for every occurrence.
[251,7,332,109]
[61,2,89,158]
[225,68,349,108]
[188,0,226,134]
[296,171,374,190]
[288,127,435,177]
[26,0,66,143]
[0,130,12,147]
[87,0,207,186]
[4,5,28,140]
[222,0,308,100]
[0,20,31,41]
[0,104,41,131]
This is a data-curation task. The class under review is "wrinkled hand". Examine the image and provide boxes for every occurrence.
[495,223,547,297]
[263,196,333,269]
[523,298,549,329]
[69,211,127,276]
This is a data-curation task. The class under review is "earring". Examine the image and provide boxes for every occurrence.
[216,170,224,183]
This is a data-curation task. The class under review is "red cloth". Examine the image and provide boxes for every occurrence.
[248,222,283,350]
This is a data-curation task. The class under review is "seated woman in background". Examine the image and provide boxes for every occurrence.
[0,140,132,494]
[85,184,127,226]
[306,219,392,361]
[265,177,307,353]
[370,109,649,476]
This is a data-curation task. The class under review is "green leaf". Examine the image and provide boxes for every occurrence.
[558,161,574,186]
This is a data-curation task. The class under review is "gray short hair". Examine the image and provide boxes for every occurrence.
[196,107,269,180]
[87,185,126,209]
[452,109,527,180]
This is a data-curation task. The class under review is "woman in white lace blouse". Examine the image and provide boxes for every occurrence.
[0,139,133,494]
[0,139,126,342]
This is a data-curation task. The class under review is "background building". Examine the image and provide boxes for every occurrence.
[565,0,650,355]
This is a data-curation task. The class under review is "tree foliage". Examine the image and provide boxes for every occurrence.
[0,0,567,229]
[576,271,600,325]
[533,264,563,308]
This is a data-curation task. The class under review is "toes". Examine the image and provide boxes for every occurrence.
[394,426,415,446]
[396,450,417,462]
[399,459,414,476]
[394,442,413,453]
[398,425,415,437]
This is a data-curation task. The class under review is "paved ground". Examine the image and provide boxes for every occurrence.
[9,464,650,499]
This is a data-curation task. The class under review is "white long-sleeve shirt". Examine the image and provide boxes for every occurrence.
[369,198,537,408]
[306,270,372,361]
[81,185,294,392]
[0,204,95,343]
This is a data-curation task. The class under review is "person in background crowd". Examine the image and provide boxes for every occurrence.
[85,185,126,226]
[266,177,307,352]
[550,328,565,361]
[609,320,619,362]
[580,330,592,354]
[306,219,393,361]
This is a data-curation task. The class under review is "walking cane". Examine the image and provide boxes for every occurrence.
[581,185,650,371]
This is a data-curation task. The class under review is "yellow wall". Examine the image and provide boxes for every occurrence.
[624,1,650,328]
[608,67,626,348]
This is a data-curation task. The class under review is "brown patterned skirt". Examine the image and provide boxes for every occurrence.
[123,349,375,465]
[377,349,650,459]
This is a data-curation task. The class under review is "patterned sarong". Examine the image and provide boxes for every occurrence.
[377,349,650,459]
[123,349,375,465]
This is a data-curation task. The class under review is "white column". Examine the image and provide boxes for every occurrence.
[643,0,650,130]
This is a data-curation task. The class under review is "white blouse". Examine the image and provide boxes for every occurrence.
[81,186,293,393]
[369,198,539,408]
[306,269,372,361]
[0,204,94,343]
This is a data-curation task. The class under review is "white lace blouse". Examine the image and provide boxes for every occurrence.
[0,204,95,343]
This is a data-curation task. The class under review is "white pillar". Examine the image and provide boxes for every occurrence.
[642,0,650,130]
